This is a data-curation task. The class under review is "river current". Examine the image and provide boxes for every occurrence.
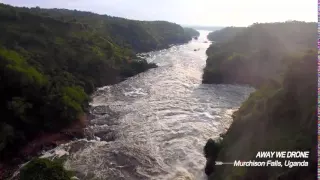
[42,31,254,180]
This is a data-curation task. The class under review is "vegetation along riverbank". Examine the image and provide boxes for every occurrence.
[202,21,317,180]
[0,3,199,179]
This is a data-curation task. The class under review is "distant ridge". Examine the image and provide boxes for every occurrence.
[183,25,225,31]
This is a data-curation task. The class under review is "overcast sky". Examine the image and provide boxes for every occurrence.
[1,0,317,26]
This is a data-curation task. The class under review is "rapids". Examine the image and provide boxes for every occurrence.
[43,30,254,180]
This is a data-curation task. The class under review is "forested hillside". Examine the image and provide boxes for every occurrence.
[205,50,317,180]
[207,26,245,42]
[18,7,196,53]
[203,21,317,180]
[183,27,200,38]
[0,2,197,167]
[184,25,224,31]
[202,21,316,87]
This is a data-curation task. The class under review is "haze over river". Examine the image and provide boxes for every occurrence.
[43,30,254,180]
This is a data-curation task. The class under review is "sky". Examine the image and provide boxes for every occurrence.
[1,0,317,27]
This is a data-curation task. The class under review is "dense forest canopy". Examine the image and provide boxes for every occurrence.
[183,27,200,38]
[203,21,317,87]
[205,50,317,180]
[203,21,317,180]
[0,3,197,164]
[18,6,197,53]
[207,26,245,42]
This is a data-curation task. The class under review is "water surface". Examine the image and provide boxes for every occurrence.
[45,31,254,180]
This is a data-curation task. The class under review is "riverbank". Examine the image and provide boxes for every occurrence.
[0,39,206,179]
[1,58,161,179]
[202,21,316,88]
[31,31,254,180]
[0,114,90,179]
[0,3,200,179]
[202,22,317,180]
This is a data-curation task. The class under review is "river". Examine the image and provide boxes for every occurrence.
[42,30,254,180]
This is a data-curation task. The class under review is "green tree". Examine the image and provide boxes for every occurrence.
[20,158,73,180]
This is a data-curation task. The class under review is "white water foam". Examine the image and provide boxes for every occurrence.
[42,31,254,180]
